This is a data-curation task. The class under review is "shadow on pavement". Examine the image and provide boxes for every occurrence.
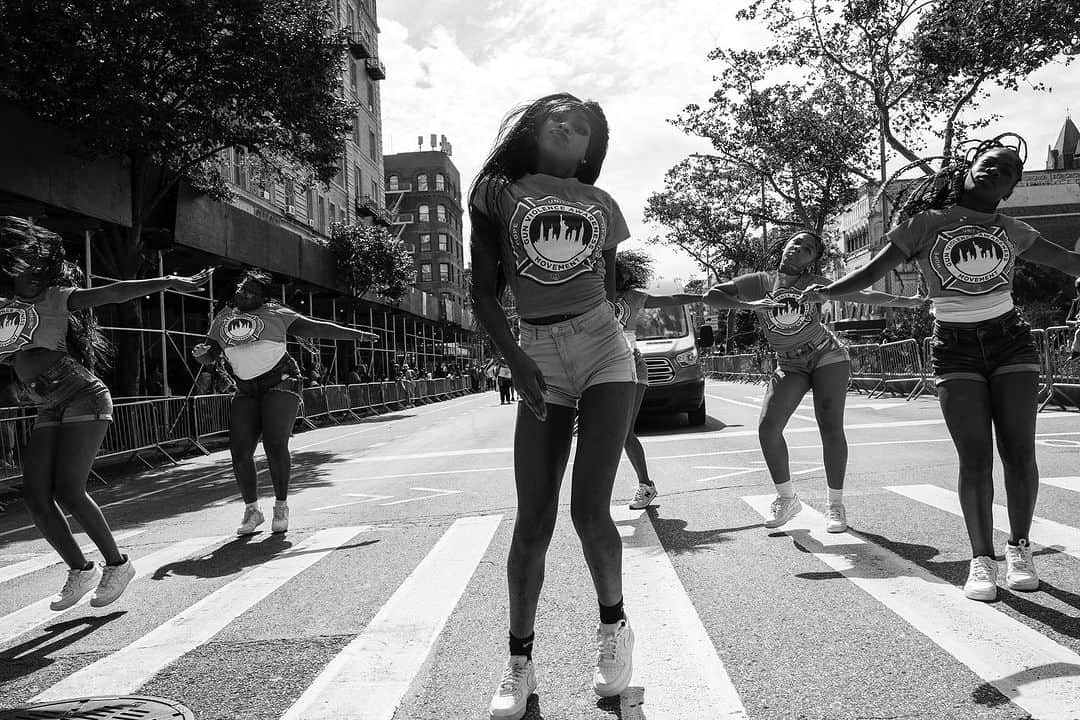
[634,413,740,437]
[996,567,1080,640]
[636,507,759,556]
[971,662,1080,709]
[0,611,124,683]
[150,534,380,580]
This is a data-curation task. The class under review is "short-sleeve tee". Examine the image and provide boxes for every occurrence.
[472,173,630,318]
[0,286,74,362]
[614,289,649,349]
[886,206,1040,322]
[732,271,828,352]
[208,304,299,380]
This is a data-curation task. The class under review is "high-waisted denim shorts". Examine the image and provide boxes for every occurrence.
[773,331,849,379]
[931,309,1040,384]
[518,302,637,409]
[233,354,302,401]
[24,355,113,428]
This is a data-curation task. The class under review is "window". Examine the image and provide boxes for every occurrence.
[349,60,358,94]
[388,174,398,190]
[405,242,415,253]
[318,196,326,232]
[284,178,295,209]
[436,204,446,222]
[356,167,363,200]
[420,233,431,252]
[329,201,337,226]
[371,179,379,203]
[421,263,432,282]
[306,189,315,222]
[368,129,377,159]
[435,173,445,191]
[352,116,360,145]
[418,204,430,222]
[439,263,450,282]
[417,174,428,191]
[367,77,376,111]
[437,233,448,252]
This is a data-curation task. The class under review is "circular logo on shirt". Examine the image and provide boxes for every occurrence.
[763,286,814,336]
[613,297,632,329]
[0,301,39,356]
[221,311,264,346]
[509,196,605,285]
[930,225,1013,295]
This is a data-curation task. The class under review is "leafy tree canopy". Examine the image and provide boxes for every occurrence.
[330,223,414,302]
[615,249,655,290]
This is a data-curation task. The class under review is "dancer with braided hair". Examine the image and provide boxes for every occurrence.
[706,231,924,532]
[803,135,1080,600]
[0,216,213,610]
[193,270,377,536]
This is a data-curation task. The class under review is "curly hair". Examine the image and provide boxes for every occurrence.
[766,230,828,277]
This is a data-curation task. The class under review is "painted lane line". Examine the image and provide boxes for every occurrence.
[743,494,1080,719]
[708,394,816,423]
[0,529,145,585]
[0,535,230,647]
[32,526,368,701]
[281,515,503,720]
[311,493,394,512]
[378,487,463,506]
[344,466,514,482]
[742,396,901,411]
[1042,476,1080,493]
[611,506,748,719]
[886,485,1080,561]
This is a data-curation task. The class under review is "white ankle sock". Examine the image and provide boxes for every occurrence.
[275,499,288,508]
[827,488,843,505]
[775,481,795,498]
[245,501,260,511]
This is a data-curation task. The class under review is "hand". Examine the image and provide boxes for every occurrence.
[900,293,929,308]
[507,350,547,421]
[169,267,214,292]
[800,284,830,304]
[191,342,217,364]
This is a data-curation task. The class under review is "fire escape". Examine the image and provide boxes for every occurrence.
[384,182,413,241]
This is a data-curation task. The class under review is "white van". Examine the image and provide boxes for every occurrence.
[634,302,714,425]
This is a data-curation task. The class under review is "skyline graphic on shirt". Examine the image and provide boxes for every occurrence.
[931,224,1013,294]
[762,286,814,336]
[221,311,265,346]
[510,195,605,285]
[0,301,38,356]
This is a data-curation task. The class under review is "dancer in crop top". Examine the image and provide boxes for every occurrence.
[0,216,212,611]
[705,231,923,534]
[193,269,377,536]
[804,135,1080,601]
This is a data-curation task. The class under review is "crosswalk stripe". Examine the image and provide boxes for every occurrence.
[1042,476,1080,493]
[743,495,1080,719]
[0,535,229,648]
[281,515,503,720]
[32,526,369,702]
[886,484,1080,561]
[0,529,145,585]
[612,506,748,719]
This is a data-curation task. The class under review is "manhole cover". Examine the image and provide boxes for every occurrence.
[0,696,194,720]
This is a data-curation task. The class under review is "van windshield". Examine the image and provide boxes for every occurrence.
[634,306,688,340]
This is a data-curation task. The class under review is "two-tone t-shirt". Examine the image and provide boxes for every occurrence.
[208,304,299,380]
[732,271,829,352]
[0,286,74,362]
[471,173,630,318]
[886,206,1040,322]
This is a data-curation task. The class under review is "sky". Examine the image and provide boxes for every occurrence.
[375,0,1080,286]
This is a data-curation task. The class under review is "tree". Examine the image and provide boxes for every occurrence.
[614,249,655,290]
[0,0,355,393]
[329,223,414,303]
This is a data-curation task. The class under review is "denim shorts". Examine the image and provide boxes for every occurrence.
[931,309,1040,384]
[773,331,850,379]
[24,356,113,428]
[233,354,302,400]
[518,302,637,409]
[633,349,649,388]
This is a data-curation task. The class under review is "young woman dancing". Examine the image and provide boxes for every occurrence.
[470,93,638,719]
[0,216,211,610]
[803,135,1080,600]
[705,231,923,533]
[193,270,377,536]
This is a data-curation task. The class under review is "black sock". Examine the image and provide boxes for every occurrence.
[106,554,128,567]
[599,598,625,625]
[509,631,534,659]
[80,561,94,572]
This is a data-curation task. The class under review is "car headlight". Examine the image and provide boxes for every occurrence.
[675,348,698,366]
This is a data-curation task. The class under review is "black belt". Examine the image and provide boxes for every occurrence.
[522,311,585,326]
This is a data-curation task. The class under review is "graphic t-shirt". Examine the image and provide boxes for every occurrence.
[732,271,828,352]
[886,206,1040,322]
[0,286,74,362]
[472,173,630,318]
[614,289,649,349]
[208,304,300,380]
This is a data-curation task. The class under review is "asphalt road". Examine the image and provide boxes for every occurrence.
[2,379,1080,719]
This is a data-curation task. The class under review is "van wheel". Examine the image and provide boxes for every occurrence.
[688,400,707,426]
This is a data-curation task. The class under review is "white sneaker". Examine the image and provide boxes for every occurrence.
[1004,539,1039,591]
[237,506,264,535]
[488,655,536,720]
[593,615,634,697]
[628,483,657,510]
[964,556,998,601]
[91,557,136,607]
[825,503,847,533]
[50,564,102,611]
[763,495,802,529]
[272,503,289,533]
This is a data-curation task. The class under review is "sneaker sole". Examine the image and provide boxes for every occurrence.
[763,504,802,529]
[1005,577,1039,591]
[272,525,288,534]
[489,681,536,720]
[90,572,135,608]
[594,660,633,698]
[964,586,997,602]
[825,523,848,533]
[628,495,656,510]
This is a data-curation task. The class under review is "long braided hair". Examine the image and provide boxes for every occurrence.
[0,216,113,373]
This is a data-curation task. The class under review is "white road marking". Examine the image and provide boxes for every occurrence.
[32,526,368,701]
[311,493,394,511]
[612,506,748,718]
[281,515,502,720]
[379,488,463,506]
[0,535,230,647]
[1042,476,1080,493]
[0,529,145,585]
[709,393,816,423]
[743,494,1080,719]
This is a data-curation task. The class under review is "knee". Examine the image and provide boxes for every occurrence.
[816,421,846,441]
[22,486,54,516]
[758,419,783,443]
[570,503,613,539]
[513,512,557,550]
[262,439,290,459]
[53,485,90,511]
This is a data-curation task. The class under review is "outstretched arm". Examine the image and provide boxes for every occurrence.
[847,289,927,308]
[1019,236,1080,277]
[191,337,223,366]
[289,317,379,343]
[802,244,907,302]
[68,268,214,311]
[701,281,780,311]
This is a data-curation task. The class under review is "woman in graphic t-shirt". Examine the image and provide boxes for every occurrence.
[470,93,638,719]
[803,135,1080,602]
[0,216,212,612]
[706,231,923,534]
[193,270,377,536]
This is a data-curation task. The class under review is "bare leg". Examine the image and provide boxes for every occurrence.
[623,383,651,486]
[229,394,263,504]
[260,390,301,501]
[758,370,812,486]
[810,361,851,490]
[938,379,995,557]
[51,420,122,565]
[989,372,1039,543]
[21,426,87,569]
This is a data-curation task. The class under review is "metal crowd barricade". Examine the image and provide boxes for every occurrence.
[877,339,931,401]
[846,343,883,396]
[191,393,231,451]
[1040,325,1079,411]
[0,406,35,487]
